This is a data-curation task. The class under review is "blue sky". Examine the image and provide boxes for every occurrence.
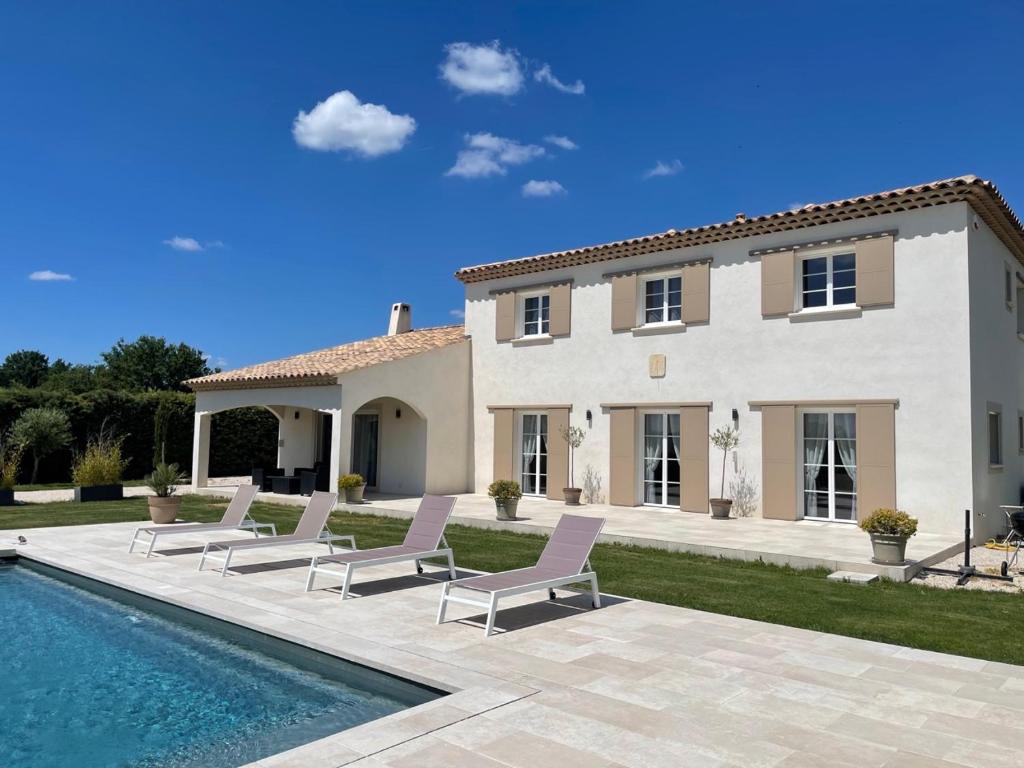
[2,0,1022,370]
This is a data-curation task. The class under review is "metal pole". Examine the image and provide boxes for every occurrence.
[963,509,972,570]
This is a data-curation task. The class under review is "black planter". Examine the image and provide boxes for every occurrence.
[0,489,14,507]
[74,484,124,503]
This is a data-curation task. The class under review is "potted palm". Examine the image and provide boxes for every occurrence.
[339,473,366,503]
[72,430,129,503]
[144,462,187,523]
[859,508,918,565]
[559,424,586,505]
[488,479,522,521]
[0,436,21,507]
[709,426,739,519]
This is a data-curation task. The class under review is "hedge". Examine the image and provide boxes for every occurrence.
[0,388,278,483]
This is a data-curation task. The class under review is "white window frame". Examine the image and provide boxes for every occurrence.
[988,405,1003,468]
[799,408,858,524]
[518,290,550,338]
[638,410,681,508]
[797,246,857,312]
[639,272,683,327]
[517,411,548,496]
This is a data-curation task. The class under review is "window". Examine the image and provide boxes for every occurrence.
[988,408,1003,467]
[1017,413,1024,455]
[643,275,682,324]
[521,293,550,337]
[801,252,856,310]
[642,413,680,507]
[1006,265,1014,308]
[802,411,857,522]
[520,413,548,495]
[1016,277,1024,335]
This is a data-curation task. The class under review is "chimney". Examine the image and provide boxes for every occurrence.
[387,303,412,335]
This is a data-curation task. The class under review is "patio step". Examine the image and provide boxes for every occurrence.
[827,570,879,585]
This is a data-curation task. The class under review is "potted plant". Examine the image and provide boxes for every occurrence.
[559,424,586,505]
[144,462,187,523]
[338,473,366,503]
[709,426,740,519]
[859,508,918,565]
[488,479,522,521]
[0,435,21,507]
[72,429,129,503]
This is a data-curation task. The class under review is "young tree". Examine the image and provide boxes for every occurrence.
[0,350,50,388]
[10,407,73,484]
[101,336,211,392]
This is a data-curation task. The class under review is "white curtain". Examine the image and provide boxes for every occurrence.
[834,415,857,488]
[803,415,828,516]
[522,432,538,492]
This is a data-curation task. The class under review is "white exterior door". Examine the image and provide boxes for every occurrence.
[801,411,857,522]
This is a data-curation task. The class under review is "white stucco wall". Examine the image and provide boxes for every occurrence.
[465,203,976,533]
[355,396,428,495]
[967,214,1024,539]
[274,406,317,473]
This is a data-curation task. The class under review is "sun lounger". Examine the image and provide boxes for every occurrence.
[198,491,353,576]
[436,513,604,636]
[305,494,457,598]
[128,485,271,557]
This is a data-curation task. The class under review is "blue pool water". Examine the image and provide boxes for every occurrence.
[0,562,439,768]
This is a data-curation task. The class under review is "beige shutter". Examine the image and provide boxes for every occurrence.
[679,406,709,513]
[855,235,895,307]
[761,250,795,317]
[548,283,572,337]
[609,408,637,506]
[495,292,516,342]
[611,274,637,331]
[762,405,798,520]
[492,409,514,483]
[546,408,570,499]
[856,403,896,515]
[681,263,710,324]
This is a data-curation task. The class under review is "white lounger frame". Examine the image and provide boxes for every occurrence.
[128,514,277,558]
[198,525,356,577]
[436,560,600,637]
[305,535,456,599]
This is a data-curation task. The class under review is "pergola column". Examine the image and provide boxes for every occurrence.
[191,411,212,491]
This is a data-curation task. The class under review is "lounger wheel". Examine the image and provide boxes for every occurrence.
[548,589,556,600]
[1001,561,1009,577]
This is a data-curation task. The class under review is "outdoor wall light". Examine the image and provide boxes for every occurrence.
[396,408,402,419]
[586,409,593,426]
[731,408,739,423]
[294,410,300,420]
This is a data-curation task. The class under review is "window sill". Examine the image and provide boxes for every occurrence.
[511,334,554,347]
[631,322,686,337]
[989,464,1005,473]
[788,306,863,322]
[1017,333,1024,343]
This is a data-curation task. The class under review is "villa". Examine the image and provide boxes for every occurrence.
[186,174,1024,539]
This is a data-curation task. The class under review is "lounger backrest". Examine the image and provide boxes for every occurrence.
[221,484,260,525]
[402,495,457,550]
[535,514,605,575]
[293,491,338,539]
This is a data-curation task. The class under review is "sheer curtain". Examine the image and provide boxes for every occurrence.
[803,415,828,516]
[835,416,857,491]
[522,431,538,493]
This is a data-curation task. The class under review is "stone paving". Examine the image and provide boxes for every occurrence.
[7,519,1024,768]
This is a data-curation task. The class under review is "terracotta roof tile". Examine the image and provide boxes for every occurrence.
[455,175,1024,283]
[185,325,467,391]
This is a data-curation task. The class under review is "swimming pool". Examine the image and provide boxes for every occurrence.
[1,560,441,768]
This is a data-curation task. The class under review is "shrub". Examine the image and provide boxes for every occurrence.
[145,462,187,498]
[0,434,21,490]
[859,508,918,538]
[338,473,365,490]
[488,479,522,501]
[72,430,129,487]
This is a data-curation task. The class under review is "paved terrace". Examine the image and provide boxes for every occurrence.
[5,521,1022,768]
[197,487,961,581]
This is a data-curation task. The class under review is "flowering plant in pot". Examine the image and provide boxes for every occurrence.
[859,508,918,565]
[709,426,739,519]
[338,473,366,503]
[488,479,522,521]
[559,424,586,505]
[144,462,188,524]
[0,435,21,507]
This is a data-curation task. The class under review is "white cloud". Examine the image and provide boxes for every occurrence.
[534,64,585,95]
[28,270,73,282]
[522,179,567,198]
[544,135,578,150]
[643,159,684,179]
[446,133,545,178]
[292,90,416,157]
[449,308,465,319]
[440,41,523,96]
[163,236,204,252]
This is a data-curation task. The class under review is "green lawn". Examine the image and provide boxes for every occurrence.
[13,479,149,492]
[4,494,1022,665]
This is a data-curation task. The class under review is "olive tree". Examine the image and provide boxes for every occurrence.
[10,407,72,484]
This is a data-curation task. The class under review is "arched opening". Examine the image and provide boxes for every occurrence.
[350,396,426,496]
[208,406,279,478]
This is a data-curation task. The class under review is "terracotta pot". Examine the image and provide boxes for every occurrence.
[148,496,180,524]
[345,484,367,503]
[495,498,519,521]
[869,533,909,565]
[709,498,733,519]
[563,487,582,505]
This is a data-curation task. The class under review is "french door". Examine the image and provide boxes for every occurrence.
[352,413,379,489]
[802,411,857,522]
[642,412,680,507]
[519,413,548,496]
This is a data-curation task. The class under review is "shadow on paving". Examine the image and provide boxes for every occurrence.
[456,593,628,636]
[225,558,313,574]
[316,569,473,599]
